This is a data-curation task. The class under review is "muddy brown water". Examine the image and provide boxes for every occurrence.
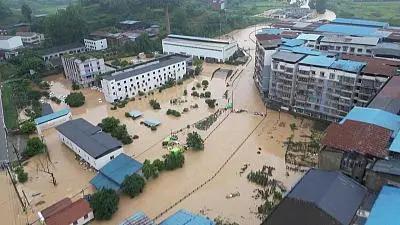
[0,26,313,225]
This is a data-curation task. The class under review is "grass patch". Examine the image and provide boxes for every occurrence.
[1,84,18,130]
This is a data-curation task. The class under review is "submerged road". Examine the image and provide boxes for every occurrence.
[0,88,9,163]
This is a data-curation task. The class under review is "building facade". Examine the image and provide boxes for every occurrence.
[84,38,108,51]
[61,56,107,86]
[34,109,72,135]
[101,54,188,103]
[162,34,238,63]
[16,32,44,45]
[40,43,86,61]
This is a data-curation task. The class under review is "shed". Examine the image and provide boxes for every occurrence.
[129,110,143,119]
[90,153,143,191]
[160,210,215,225]
[143,119,161,127]
[119,211,154,225]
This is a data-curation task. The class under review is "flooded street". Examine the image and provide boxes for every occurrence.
[1,26,314,225]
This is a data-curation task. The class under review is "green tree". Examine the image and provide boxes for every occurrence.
[0,0,11,18]
[21,3,32,22]
[153,159,165,172]
[90,189,119,220]
[111,124,132,144]
[308,0,316,9]
[15,167,28,183]
[316,0,327,14]
[20,120,36,134]
[186,131,204,150]
[205,99,216,108]
[163,151,184,170]
[122,174,146,198]
[25,137,46,157]
[148,0,182,34]
[65,92,85,107]
[142,159,158,179]
[99,117,120,133]
[202,80,209,87]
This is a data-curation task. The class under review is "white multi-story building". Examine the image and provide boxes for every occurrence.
[162,34,238,63]
[16,32,44,45]
[318,35,379,56]
[84,38,108,51]
[101,54,188,103]
[0,36,23,50]
[56,118,124,170]
[61,55,107,86]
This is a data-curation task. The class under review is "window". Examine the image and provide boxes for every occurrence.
[311,70,316,75]
[335,46,341,51]
[350,47,355,52]
[320,72,325,77]
[110,155,114,160]
[357,48,362,53]
[342,46,348,51]
[329,73,335,79]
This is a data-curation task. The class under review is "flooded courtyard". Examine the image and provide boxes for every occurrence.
[0,26,315,225]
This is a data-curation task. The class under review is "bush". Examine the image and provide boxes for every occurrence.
[200,93,205,98]
[138,91,145,96]
[196,82,201,88]
[72,82,80,90]
[183,90,187,96]
[202,80,209,87]
[166,109,181,117]
[38,81,50,90]
[122,174,146,198]
[15,167,28,183]
[90,189,119,220]
[153,159,165,172]
[65,92,85,107]
[205,99,216,108]
[183,108,189,113]
[186,132,204,150]
[98,117,132,144]
[177,80,183,85]
[20,121,36,134]
[151,126,157,131]
[142,160,158,179]
[50,96,61,104]
[204,91,211,98]
[133,135,139,139]
[191,86,196,91]
[125,112,131,118]
[163,151,185,170]
[149,99,161,110]
[191,91,199,97]
[24,137,46,157]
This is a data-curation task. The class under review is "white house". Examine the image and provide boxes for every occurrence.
[34,108,72,135]
[16,32,44,45]
[56,118,124,170]
[162,34,238,62]
[101,54,188,103]
[84,38,108,51]
[0,36,23,50]
[38,197,94,225]
[61,55,107,86]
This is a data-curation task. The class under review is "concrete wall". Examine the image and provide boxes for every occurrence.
[365,171,400,192]
[57,131,124,170]
[69,211,94,225]
[84,38,108,51]
[102,60,187,103]
[36,112,72,135]
[62,57,106,86]
[318,148,343,171]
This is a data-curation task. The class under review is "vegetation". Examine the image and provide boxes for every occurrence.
[166,109,181,117]
[50,96,61,104]
[186,132,204,151]
[205,99,217,108]
[21,3,32,22]
[204,91,211,98]
[65,92,85,107]
[201,80,209,87]
[183,89,187,96]
[191,91,199,97]
[72,82,80,90]
[142,159,159,180]
[20,120,36,134]
[149,99,161,110]
[163,151,185,170]
[24,137,46,157]
[122,174,146,198]
[15,167,28,183]
[98,117,133,144]
[90,189,119,220]
[193,59,203,75]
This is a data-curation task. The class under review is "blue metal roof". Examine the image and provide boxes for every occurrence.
[315,24,390,38]
[282,38,305,47]
[341,107,400,137]
[296,33,321,41]
[389,132,400,153]
[257,28,283,35]
[90,153,143,190]
[330,60,366,73]
[160,210,215,225]
[300,55,335,67]
[144,119,161,127]
[280,46,322,56]
[34,108,70,125]
[119,211,154,225]
[365,186,400,225]
[333,18,389,28]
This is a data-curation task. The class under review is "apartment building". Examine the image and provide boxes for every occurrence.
[61,55,107,86]
[318,35,379,56]
[16,32,44,45]
[101,54,188,103]
[84,38,108,51]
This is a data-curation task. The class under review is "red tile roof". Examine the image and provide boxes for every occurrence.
[255,33,281,41]
[43,199,92,225]
[321,120,392,158]
[341,54,400,77]
[40,198,72,219]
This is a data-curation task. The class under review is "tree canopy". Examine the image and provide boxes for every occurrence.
[65,92,85,107]
[315,0,327,14]
[25,137,46,157]
[122,174,146,198]
[98,117,133,144]
[20,120,36,134]
[21,3,32,22]
[163,151,184,170]
[90,189,119,220]
[186,131,204,151]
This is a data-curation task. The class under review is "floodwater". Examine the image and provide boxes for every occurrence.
[2,26,314,225]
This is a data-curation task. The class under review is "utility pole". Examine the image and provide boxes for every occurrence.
[5,165,26,211]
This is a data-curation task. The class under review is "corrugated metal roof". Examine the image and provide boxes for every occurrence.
[332,18,388,28]
[119,211,154,225]
[41,103,54,116]
[316,24,390,38]
[369,76,400,115]
[296,33,321,41]
[90,153,143,190]
[372,160,400,176]
[257,28,283,35]
[341,107,400,137]
[365,186,400,225]
[330,60,366,73]
[280,46,322,56]
[300,55,336,67]
[288,169,367,225]
[129,110,143,118]
[160,210,215,225]
[35,109,70,125]
[320,35,379,46]
[282,38,305,47]
[144,119,161,127]
[272,51,305,63]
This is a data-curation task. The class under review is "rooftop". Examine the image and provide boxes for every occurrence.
[34,109,70,125]
[38,42,85,56]
[160,210,215,225]
[144,119,161,127]
[103,54,188,82]
[280,46,322,56]
[365,186,400,225]
[341,54,400,77]
[330,59,366,73]
[40,198,72,219]
[41,103,54,117]
[120,20,141,25]
[281,38,305,47]
[299,55,336,68]
[16,32,40,37]
[0,36,15,40]
[372,43,400,58]
[166,34,232,45]
[316,24,390,38]
[55,118,122,159]
[45,199,92,225]
[119,211,154,225]
[320,35,379,46]
[272,51,305,63]
[322,120,391,158]
[368,76,400,115]
[296,33,321,41]
[371,159,400,176]
[90,153,143,190]
[263,169,367,225]
[257,28,283,35]
[332,18,389,28]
